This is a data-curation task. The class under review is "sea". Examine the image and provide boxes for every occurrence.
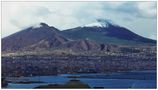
[6,70,156,89]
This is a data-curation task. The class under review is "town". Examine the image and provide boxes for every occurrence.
[2,46,156,77]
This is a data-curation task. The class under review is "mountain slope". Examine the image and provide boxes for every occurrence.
[62,19,156,45]
[2,23,68,52]
[61,39,101,51]
[2,19,156,54]
[2,23,109,53]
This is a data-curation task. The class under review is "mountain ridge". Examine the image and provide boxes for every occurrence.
[62,19,156,45]
[2,20,156,53]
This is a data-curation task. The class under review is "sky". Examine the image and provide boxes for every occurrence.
[2,1,157,40]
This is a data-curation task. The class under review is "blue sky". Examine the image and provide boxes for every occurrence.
[2,1,157,40]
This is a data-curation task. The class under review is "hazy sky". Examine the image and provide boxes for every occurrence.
[2,1,157,40]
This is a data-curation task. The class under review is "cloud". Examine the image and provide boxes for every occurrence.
[137,2,157,18]
[32,7,52,16]
[103,2,157,19]
[1,1,157,40]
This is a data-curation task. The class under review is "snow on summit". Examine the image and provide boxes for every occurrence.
[83,19,118,28]
[32,23,49,29]
[84,22,103,27]
[32,23,43,29]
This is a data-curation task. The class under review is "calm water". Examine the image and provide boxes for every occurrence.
[6,70,156,89]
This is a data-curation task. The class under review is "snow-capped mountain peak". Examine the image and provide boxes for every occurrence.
[97,19,117,27]
[32,23,43,29]
[82,19,118,28]
[32,23,49,29]
[84,22,103,27]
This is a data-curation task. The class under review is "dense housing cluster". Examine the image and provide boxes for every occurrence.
[2,46,156,77]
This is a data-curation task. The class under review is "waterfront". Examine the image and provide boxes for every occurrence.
[5,70,156,89]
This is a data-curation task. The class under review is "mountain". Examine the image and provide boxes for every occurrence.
[59,39,118,52]
[2,23,68,52]
[2,23,109,53]
[82,19,118,28]
[2,19,156,54]
[61,39,101,51]
[62,19,156,45]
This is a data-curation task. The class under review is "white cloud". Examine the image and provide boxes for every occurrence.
[1,1,157,40]
[106,2,126,8]
[137,2,157,18]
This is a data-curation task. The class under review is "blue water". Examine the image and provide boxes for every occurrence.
[6,70,156,89]
[7,76,70,89]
